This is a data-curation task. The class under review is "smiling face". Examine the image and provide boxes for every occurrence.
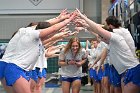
[71,41,79,54]
[64,37,81,55]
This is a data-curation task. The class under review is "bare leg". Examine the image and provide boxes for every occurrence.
[13,76,31,93]
[123,82,140,93]
[114,87,122,93]
[102,77,110,93]
[29,79,37,93]
[36,77,45,93]
[110,85,114,93]
[71,79,81,93]
[62,81,71,93]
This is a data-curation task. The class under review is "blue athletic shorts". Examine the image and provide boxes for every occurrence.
[0,61,7,79]
[35,67,47,78]
[42,68,47,78]
[4,63,30,86]
[31,70,38,82]
[61,76,81,83]
[25,70,32,81]
[97,68,103,81]
[122,64,140,86]
[109,65,121,87]
[89,68,102,82]
[103,63,110,77]
[89,68,95,78]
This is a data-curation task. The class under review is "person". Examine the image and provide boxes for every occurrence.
[105,16,136,57]
[58,37,87,93]
[75,9,140,93]
[0,11,76,93]
[28,16,77,93]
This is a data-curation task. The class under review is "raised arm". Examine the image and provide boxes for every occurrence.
[45,9,70,25]
[39,12,76,39]
[75,9,111,44]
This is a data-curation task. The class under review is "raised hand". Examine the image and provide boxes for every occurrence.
[57,9,70,20]
[75,8,86,19]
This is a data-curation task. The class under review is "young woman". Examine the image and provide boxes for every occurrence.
[58,37,87,93]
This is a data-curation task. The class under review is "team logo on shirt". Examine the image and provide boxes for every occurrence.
[29,0,43,6]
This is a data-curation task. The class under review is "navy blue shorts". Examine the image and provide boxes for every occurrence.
[103,63,110,77]
[89,68,103,82]
[4,63,30,86]
[109,65,121,87]
[89,68,95,78]
[0,61,7,79]
[97,68,103,81]
[61,76,81,83]
[122,64,140,86]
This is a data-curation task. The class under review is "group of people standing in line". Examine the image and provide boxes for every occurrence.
[0,9,140,93]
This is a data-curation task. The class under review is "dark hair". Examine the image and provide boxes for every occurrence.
[26,22,38,27]
[35,22,51,30]
[105,16,121,28]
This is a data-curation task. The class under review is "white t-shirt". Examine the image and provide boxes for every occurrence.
[59,48,86,77]
[87,41,107,67]
[113,27,136,57]
[87,48,98,65]
[109,33,139,74]
[34,39,47,71]
[2,27,40,71]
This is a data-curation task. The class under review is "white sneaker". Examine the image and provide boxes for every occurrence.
[85,83,91,86]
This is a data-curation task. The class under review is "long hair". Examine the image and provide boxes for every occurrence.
[64,37,82,56]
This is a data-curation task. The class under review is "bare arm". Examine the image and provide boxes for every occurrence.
[75,9,111,44]
[45,9,70,25]
[39,13,76,39]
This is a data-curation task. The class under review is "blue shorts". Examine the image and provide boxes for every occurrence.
[42,68,47,78]
[122,64,140,86]
[109,65,121,87]
[89,68,102,82]
[97,68,103,81]
[31,70,38,82]
[103,63,110,77]
[89,68,95,78]
[0,61,7,79]
[35,67,47,78]
[61,76,81,83]
[4,63,30,86]
[25,70,32,81]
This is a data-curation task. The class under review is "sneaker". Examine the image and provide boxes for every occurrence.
[85,83,91,86]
